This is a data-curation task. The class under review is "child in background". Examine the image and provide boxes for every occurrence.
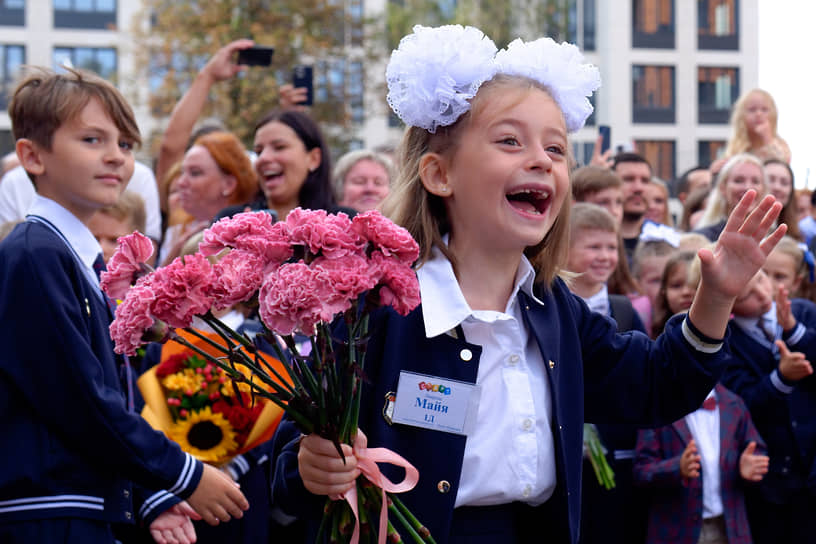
[721,269,816,544]
[651,251,698,338]
[0,67,247,544]
[270,25,784,544]
[762,236,807,297]
[566,202,649,544]
[631,235,678,337]
[634,382,769,544]
[88,191,146,263]
[645,178,672,227]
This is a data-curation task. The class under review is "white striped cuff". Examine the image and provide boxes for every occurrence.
[168,453,197,496]
[786,323,806,345]
[770,369,795,394]
[0,494,104,514]
[681,318,723,354]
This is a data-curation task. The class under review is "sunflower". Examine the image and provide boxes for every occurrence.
[168,407,238,464]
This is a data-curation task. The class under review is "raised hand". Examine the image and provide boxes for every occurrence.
[739,441,769,482]
[202,39,255,83]
[298,431,366,496]
[777,340,813,382]
[186,463,248,526]
[680,439,701,479]
[689,191,786,339]
[776,285,796,332]
[588,132,613,169]
[149,501,200,544]
[699,191,785,299]
[279,83,310,111]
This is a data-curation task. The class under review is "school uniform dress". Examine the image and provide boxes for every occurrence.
[633,384,766,544]
[0,197,203,542]
[271,249,730,544]
[720,301,816,544]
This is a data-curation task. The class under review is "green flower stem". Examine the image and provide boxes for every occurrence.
[389,494,435,544]
[387,497,426,544]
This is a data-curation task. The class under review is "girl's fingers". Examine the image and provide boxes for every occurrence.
[721,190,757,234]
[759,224,788,255]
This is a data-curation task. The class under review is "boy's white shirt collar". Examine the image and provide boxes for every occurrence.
[580,284,609,316]
[732,303,778,335]
[27,195,103,270]
[417,239,544,339]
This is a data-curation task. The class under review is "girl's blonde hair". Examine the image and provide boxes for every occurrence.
[770,235,806,278]
[631,239,676,278]
[696,153,764,229]
[382,75,571,287]
[725,89,778,157]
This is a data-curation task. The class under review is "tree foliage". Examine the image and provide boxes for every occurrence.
[131,0,352,150]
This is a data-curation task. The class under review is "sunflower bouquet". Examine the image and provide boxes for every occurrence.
[102,208,431,544]
[137,347,283,465]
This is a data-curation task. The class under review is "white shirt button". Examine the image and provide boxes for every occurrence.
[522,484,532,498]
[460,349,473,362]
[522,418,533,431]
[508,354,520,365]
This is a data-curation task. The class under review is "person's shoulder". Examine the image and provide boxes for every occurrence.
[0,221,73,267]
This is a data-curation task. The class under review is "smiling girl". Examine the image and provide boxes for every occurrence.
[271,25,786,544]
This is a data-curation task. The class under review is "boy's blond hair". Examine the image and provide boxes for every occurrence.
[571,166,622,202]
[382,75,572,287]
[769,235,806,277]
[97,192,146,234]
[9,67,140,182]
[569,202,618,237]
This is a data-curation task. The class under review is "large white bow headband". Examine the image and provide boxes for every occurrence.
[386,25,602,134]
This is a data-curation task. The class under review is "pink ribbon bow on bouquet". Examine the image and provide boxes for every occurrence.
[330,446,420,544]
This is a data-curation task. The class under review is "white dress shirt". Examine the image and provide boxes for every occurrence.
[417,246,556,507]
[27,195,104,292]
[580,284,610,316]
[684,390,723,519]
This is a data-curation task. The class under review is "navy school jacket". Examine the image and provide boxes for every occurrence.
[271,277,730,544]
[0,222,203,525]
[721,299,816,503]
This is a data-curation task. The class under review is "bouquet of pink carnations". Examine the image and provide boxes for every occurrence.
[103,208,434,544]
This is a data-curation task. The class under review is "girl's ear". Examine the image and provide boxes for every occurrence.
[15,139,45,177]
[419,152,451,197]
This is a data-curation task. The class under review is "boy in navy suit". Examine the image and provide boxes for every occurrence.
[0,68,247,543]
[721,269,816,543]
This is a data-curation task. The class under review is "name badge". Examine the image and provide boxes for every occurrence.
[391,371,480,435]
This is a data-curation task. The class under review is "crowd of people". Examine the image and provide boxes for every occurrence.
[0,25,813,544]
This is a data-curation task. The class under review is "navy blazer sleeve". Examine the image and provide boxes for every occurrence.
[0,225,202,500]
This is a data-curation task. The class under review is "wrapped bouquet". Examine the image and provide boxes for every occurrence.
[103,208,432,544]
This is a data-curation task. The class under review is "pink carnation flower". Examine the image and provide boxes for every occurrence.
[312,255,378,316]
[148,254,216,328]
[286,208,367,259]
[352,211,419,265]
[210,250,267,311]
[109,279,157,355]
[101,231,154,300]
[199,212,291,262]
[258,262,333,335]
[370,252,420,316]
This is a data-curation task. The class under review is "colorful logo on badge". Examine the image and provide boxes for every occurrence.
[418,381,452,395]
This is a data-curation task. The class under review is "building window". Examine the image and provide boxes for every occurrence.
[0,0,25,26]
[698,67,739,124]
[0,44,25,110]
[635,140,675,181]
[633,0,675,48]
[582,0,596,51]
[632,65,675,123]
[53,0,116,30]
[572,141,596,168]
[698,0,738,50]
[698,140,726,167]
[349,61,364,125]
[349,0,364,46]
[54,47,117,81]
[0,129,13,157]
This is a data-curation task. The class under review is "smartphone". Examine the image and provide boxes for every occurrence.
[598,125,611,154]
[236,46,275,67]
[292,65,314,106]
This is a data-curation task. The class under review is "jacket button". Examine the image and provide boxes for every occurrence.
[123,489,130,498]
[548,360,555,369]
[125,511,132,520]
[437,480,451,493]
[460,349,472,362]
